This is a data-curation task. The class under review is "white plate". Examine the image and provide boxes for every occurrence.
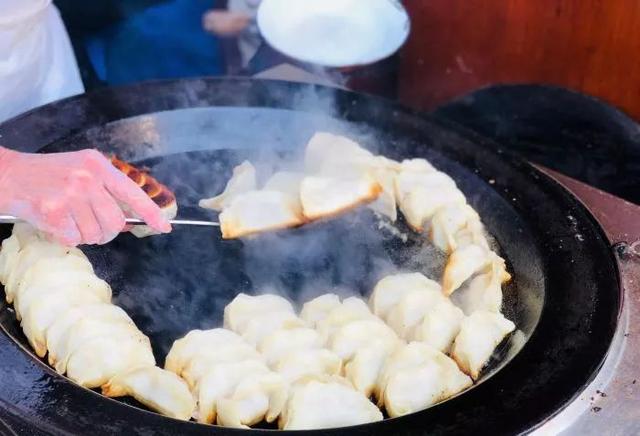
[257,0,410,68]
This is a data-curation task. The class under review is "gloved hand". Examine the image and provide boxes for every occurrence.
[0,147,171,246]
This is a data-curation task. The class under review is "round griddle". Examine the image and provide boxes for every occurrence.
[0,78,620,435]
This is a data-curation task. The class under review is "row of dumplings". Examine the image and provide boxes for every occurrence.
[161,283,513,430]
[199,132,511,307]
[0,224,195,420]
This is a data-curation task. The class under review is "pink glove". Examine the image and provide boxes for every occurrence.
[0,147,171,246]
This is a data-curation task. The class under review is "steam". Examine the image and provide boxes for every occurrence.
[80,83,447,359]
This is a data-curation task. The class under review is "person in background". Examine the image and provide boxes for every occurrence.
[202,0,262,70]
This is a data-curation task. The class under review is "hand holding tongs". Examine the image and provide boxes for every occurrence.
[0,215,220,227]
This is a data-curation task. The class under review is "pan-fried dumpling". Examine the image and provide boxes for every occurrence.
[102,366,195,420]
[315,297,375,343]
[398,158,436,173]
[276,348,342,383]
[14,259,102,321]
[199,161,257,211]
[327,319,398,361]
[47,303,133,366]
[223,293,294,333]
[241,310,305,346]
[258,327,322,366]
[385,287,444,338]
[21,285,111,357]
[451,311,515,380]
[430,203,482,253]
[0,234,21,286]
[51,318,143,374]
[381,342,472,417]
[165,328,245,374]
[409,300,465,353]
[218,190,305,239]
[5,240,86,303]
[304,132,374,174]
[314,156,400,221]
[197,359,270,424]
[279,376,383,430]
[299,293,341,326]
[299,175,382,221]
[451,255,510,315]
[216,372,288,428]
[395,169,466,232]
[442,244,492,295]
[343,343,392,397]
[181,343,262,389]
[263,171,305,198]
[369,272,442,319]
[327,320,400,396]
[65,333,155,388]
[0,223,39,285]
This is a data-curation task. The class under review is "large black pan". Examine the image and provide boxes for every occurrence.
[0,78,620,435]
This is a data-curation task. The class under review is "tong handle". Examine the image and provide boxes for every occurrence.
[0,215,220,227]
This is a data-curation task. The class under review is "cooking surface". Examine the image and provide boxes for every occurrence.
[0,78,621,434]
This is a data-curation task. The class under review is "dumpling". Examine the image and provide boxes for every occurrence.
[394,169,466,232]
[279,376,382,430]
[165,328,244,374]
[196,359,270,424]
[451,311,516,380]
[382,342,472,417]
[199,161,257,211]
[258,327,322,366]
[385,287,444,338]
[451,255,510,315]
[262,171,305,198]
[315,297,375,343]
[275,348,342,383]
[398,158,436,173]
[180,343,262,389]
[343,343,392,397]
[299,293,342,327]
[0,224,41,286]
[20,285,111,357]
[5,239,86,302]
[304,132,400,220]
[327,320,398,362]
[47,303,133,367]
[299,175,382,221]
[14,257,102,321]
[442,244,492,295]
[303,132,374,174]
[409,300,465,353]
[369,272,442,319]
[314,156,400,221]
[327,320,400,396]
[216,372,288,428]
[50,318,142,374]
[241,310,304,346]
[223,293,294,333]
[430,203,482,253]
[65,333,155,388]
[102,366,195,420]
[218,190,305,239]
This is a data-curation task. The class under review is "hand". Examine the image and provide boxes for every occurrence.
[0,147,171,246]
[202,10,251,36]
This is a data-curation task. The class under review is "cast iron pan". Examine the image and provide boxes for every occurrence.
[0,78,620,435]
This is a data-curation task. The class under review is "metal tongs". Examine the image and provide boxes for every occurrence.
[0,215,220,227]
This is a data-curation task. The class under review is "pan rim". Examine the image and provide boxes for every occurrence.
[0,77,621,435]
